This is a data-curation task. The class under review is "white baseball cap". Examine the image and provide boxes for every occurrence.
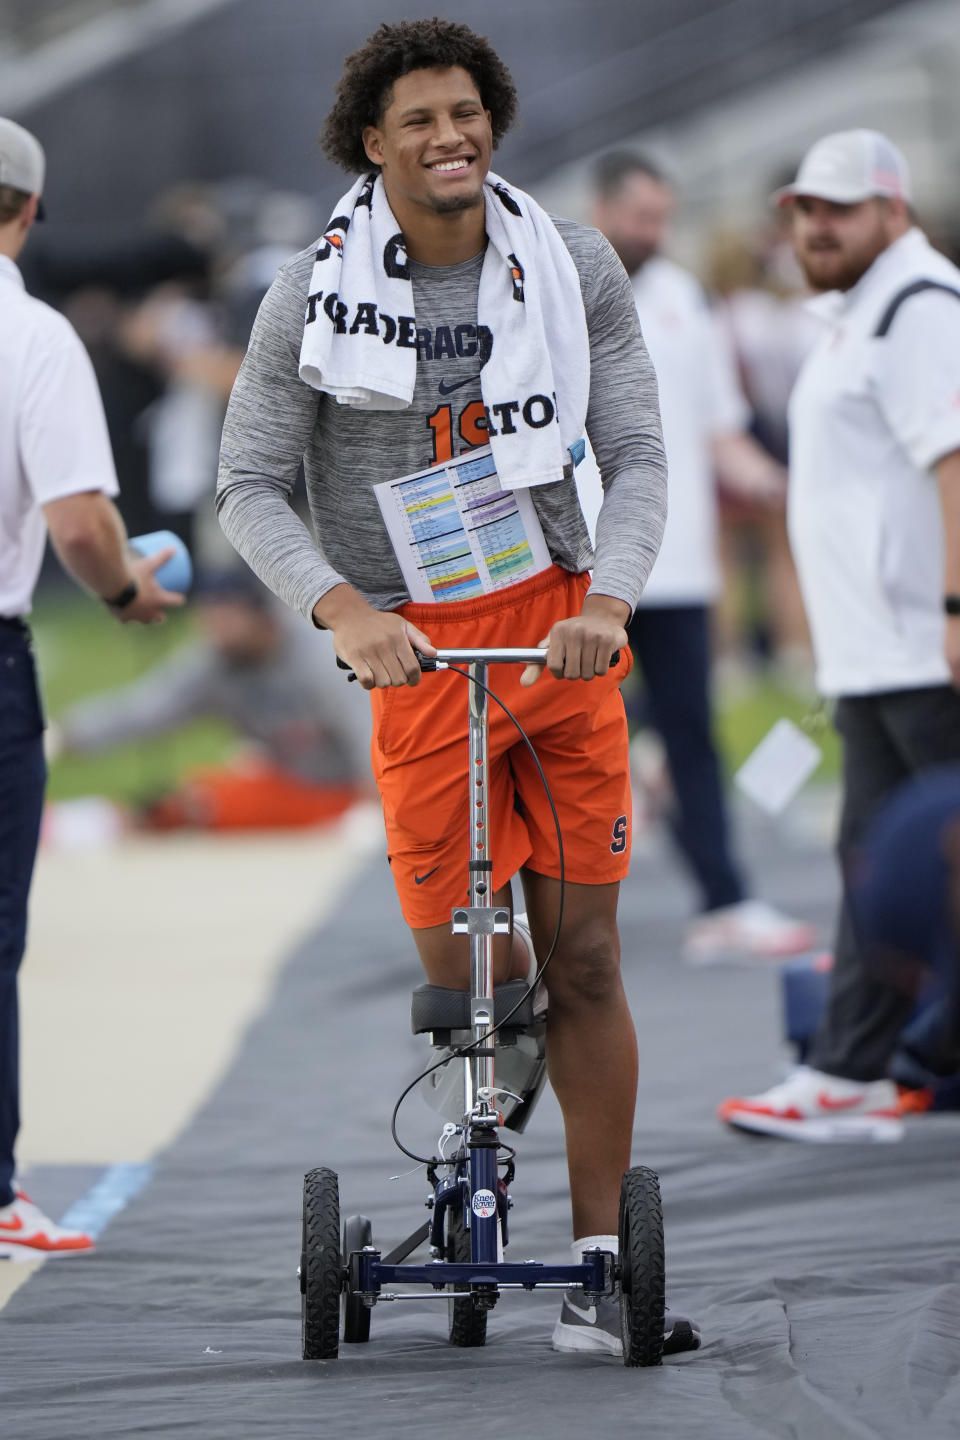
[774,129,911,207]
[0,117,46,218]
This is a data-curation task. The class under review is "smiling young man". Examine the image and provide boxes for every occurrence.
[717,131,960,1142]
[217,18,699,1357]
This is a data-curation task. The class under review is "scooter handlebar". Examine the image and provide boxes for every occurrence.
[336,648,619,680]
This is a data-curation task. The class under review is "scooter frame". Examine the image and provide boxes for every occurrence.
[353,649,612,1308]
[301,647,663,1361]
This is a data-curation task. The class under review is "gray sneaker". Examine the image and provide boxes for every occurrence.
[551,1285,701,1357]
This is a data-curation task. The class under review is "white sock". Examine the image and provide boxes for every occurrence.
[571,1233,618,1265]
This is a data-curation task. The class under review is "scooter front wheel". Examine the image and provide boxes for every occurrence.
[447,1204,488,1348]
[301,1167,342,1360]
[618,1166,665,1367]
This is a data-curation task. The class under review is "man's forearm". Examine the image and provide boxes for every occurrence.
[936,449,960,593]
[710,431,786,502]
[936,449,960,687]
[216,480,347,622]
[589,463,667,613]
[43,492,135,599]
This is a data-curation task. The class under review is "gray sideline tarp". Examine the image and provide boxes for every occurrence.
[2,813,959,1439]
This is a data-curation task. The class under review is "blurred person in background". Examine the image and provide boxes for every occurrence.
[719,130,960,1141]
[0,117,182,1253]
[853,766,960,1103]
[219,186,324,346]
[707,224,818,689]
[22,179,265,569]
[116,183,322,568]
[59,285,165,542]
[48,571,373,832]
[118,184,245,565]
[120,276,243,566]
[591,151,815,964]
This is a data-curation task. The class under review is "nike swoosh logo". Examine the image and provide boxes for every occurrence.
[438,375,480,396]
[817,1091,866,1111]
[0,1214,23,1233]
[414,866,440,885]
[565,1297,597,1325]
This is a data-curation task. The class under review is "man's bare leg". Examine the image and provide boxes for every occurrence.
[520,873,636,1241]
[413,883,532,987]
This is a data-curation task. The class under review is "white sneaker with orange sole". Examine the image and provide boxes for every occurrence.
[683,899,817,965]
[717,1066,904,1142]
[0,1190,95,1255]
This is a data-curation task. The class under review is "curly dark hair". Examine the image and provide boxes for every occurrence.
[321,18,518,174]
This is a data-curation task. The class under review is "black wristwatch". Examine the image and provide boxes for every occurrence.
[103,579,139,610]
[944,595,960,616]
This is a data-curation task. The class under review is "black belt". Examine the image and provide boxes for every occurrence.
[0,616,28,634]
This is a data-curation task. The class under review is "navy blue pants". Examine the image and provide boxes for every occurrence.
[626,604,745,913]
[811,688,960,1081]
[0,620,46,1208]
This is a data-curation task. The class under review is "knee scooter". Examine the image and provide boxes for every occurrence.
[299,648,665,1365]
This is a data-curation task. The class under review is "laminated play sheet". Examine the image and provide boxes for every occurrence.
[374,445,552,603]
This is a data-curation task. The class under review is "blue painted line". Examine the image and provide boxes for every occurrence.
[58,1162,155,1239]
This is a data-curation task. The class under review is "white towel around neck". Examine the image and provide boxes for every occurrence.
[298,170,590,490]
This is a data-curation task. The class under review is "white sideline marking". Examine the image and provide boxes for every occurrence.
[58,1162,155,1239]
[4,821,380,1311]
[0,1163,155,1300]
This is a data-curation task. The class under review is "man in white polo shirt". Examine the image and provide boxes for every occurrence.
[719,130,960,1141]
[0,117,182,1253]
[591,152,815,963]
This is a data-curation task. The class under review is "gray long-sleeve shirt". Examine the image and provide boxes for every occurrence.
[216,217,666,619]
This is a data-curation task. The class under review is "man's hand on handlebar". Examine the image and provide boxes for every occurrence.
[336,612,436,690]
[316,584,436,690]
[520,593,629,687]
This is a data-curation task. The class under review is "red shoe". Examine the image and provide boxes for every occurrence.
[0,1190,94,1254]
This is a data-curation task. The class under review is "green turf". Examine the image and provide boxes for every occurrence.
[32,589,234,806]
[30,589,838,807]
[715,680,839,780]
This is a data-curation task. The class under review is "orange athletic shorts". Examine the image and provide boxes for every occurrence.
[370,566,633,928]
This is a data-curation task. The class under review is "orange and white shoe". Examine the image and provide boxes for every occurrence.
[0,1190,94,1255]
[683,900,817,965]
[717,1066,904,1142]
